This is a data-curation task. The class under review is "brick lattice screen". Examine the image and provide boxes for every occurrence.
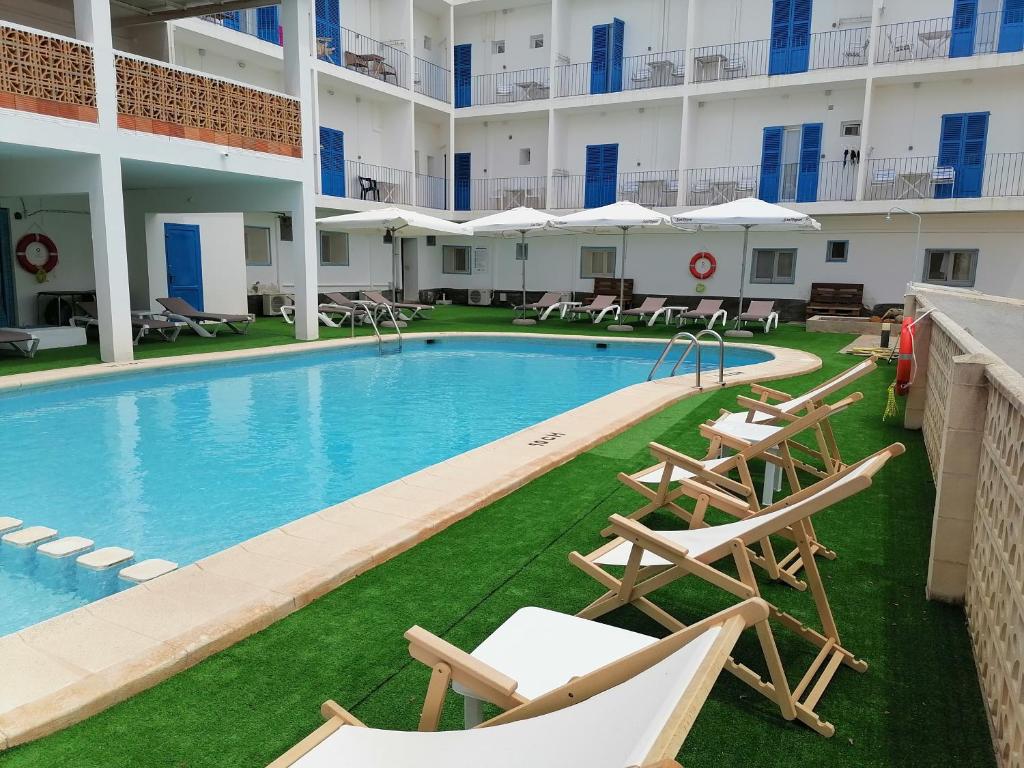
[0,24,97,121]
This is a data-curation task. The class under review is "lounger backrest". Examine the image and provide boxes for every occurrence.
[363,290,389,304]
[324,292,355,307]
[744,300,775,317]
[694,299,723,314]
[538,292,562,305]
[638,297,666,312]
[158,297,197,316]
[590,295,615,309]
[781,358,876,413]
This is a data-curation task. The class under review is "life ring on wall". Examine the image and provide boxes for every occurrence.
[16,233,59,281]
[689,251,716,280]
[895,317,914,396]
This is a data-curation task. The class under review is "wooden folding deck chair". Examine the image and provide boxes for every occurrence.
[570,444,905,738]
[268,599,769,768]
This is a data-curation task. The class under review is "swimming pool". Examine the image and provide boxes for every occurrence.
[0,336,773,636]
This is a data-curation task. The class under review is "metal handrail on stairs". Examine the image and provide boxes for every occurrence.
[648,329,725,387]
[349,299,403,355]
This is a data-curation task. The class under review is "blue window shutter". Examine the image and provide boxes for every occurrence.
[936,114,965,200]
[759,127,784,203]
[788,0,812,74]
[602,143,619,206]
[454,44,472,108]
[796,122,822,203]
[221,11,241,30]
[256,6,280,45]
[958,112,989,197]
[454,153,471,210]
[315,0,341,64]
[585,144,617,208]
[591,24,610,94]
[950,0,978,57]
[319,127,346,197]
[609,18,625,93]
[999,0,1024,52]
[769,0,792,75]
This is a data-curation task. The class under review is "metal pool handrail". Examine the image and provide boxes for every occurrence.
[648,329,725,387]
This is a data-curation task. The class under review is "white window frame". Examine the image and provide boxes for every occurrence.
[750,248,797,284]
[519,148,531,165]
[530,34,544,49]
[319,231,350,266]
[826,240,849,263]
[443,245,472,274]
[244,225,272,266]
[923,249,978,287]
[840,120,861,137]
[492,39,506,54]
[580,246,617,279]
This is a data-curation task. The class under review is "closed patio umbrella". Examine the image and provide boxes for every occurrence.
[671,198,820,337]
[317,208,470,325]
[465,207,560,325]
[550,201,680,331]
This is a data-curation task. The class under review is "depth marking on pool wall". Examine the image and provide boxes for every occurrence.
[528,432,566,447]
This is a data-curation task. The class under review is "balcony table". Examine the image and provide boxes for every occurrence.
[917,28,951,56]
[647,59,677,87]
[515,81,547,100]
[897,171,932,199]
[694,53,727,82]
[377,179,400,203]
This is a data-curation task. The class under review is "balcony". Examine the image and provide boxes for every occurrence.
[682,161,857,205]
[320,159,413,204]
[457,67,550,108]
[416,172,446,209]
[550,170,679,209]
[864,153,1024,200]
[462,176,547,210]
[554,50,685,98]
[115,53,302,157]
[689,27,870,84]
[875,11,1017,65]
[414,58,449,103]
[0,22,97,122]
[201,7,282,45]
[321,27,408,90]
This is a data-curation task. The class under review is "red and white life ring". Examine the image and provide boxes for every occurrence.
[895,318,914,396]
[15,233,59,276]
[689,251,716,280]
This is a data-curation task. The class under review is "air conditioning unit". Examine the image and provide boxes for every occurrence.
[262,294,290,315]
[468,289,493,306]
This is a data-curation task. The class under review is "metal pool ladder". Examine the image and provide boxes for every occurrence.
[648,329,725,386]
[350,300,403,355]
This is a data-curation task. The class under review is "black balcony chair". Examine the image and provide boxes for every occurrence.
[358,176,381,201]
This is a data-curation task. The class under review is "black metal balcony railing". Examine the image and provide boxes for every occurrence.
[328,27,408,89]
[683,165,761,205]
[550,171,679,209]
[684,161,858,205]
[464,67,550,107]
[467,177,547,210]
[865,153,1024,200]
[690,27,871,83]
[875,11,1007,64]
[346,160,413,204]
[555,50,686,98]
[414,57,449,103]
[416,172,446,209]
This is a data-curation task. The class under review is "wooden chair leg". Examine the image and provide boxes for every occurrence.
[418,662,453,731]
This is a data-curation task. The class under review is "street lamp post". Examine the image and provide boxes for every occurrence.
[886,206,923,287]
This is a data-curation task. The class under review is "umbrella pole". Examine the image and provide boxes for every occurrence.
[521,231,527,320]
[725,225,753,338]
[608,227,632,332]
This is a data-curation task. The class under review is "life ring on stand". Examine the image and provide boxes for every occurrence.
[895,317,914,396]
[16,233,59,278]
[689,251,716,280]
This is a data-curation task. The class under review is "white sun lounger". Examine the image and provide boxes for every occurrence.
[570,294,620,324]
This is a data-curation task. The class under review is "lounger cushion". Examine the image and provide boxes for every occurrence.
[0,330,34,344]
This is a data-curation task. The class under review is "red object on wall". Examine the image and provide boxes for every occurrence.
[689,251,717,280]
[15,233,59,275]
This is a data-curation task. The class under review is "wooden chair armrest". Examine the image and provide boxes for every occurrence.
[405,626,521,702]
[749,383,792,402]
[734,395,796,421]
[321,700,365,727]
[606,514,691,562]
[649,442,737,475]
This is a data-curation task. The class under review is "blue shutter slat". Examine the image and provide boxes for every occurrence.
[256,6,280,45]
[998,0,1024,52]
[584,144,617,208]
[609,18,625,93]
[788,0,812,74]
[454,44,472,108]
[769,0,792,75]
[796,122,822,203]
[950,0,979,57]
[602,143,619,206]
[454,153,471,210]
[936,114,964,200]
[958,112,989,197]
[591,24,610,94]
[319,127,346,197]
[759,127,784,203]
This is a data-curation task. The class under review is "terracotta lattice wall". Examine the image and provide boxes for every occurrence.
[115,55,302,157]
[0,23,97,122]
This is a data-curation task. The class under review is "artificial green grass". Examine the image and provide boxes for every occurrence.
[0,319,996,768]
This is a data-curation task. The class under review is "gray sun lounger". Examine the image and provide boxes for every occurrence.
[74,301,182,344]
[362,290,433,320]
[514,291,563,319]
[569,294,620,324]
[279,293,368,328]
[0,329,39,358]
[618,297,677,326]
[676,298,728,329]
[737,300,780,332]
[157,297,254,337]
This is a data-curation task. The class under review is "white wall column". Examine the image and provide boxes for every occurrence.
[281,0,319,341]
[854,76,874,202]
[74,0,134,362]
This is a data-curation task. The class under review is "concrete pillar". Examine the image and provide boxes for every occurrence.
[281,0,319,342]
[926,353,994,603]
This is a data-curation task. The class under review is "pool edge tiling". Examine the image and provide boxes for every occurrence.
[0,334,820,750]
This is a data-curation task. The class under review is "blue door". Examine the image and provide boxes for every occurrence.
[936,112,989,198]
[584,143,618,208]
[319,126,346,197]
[454,44,472,108]
[315,0,341,64]
[256,6,280,44]
[769,0,792,75]
[998,0,1024,52]
[789,0,812,73]
[454,152,471,211]
[770,0,812,75]
[796,122,822,203]
[0,209,15,327]
[591,24,610,94]
[221,11,241,30]
[164,224,203,311]
[609,18,625,92]
[759,126,784,203]
[950,0,978,57]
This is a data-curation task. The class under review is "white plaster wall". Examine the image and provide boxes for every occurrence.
[415,113,450,175]
[341,0,410,43]
[559,0,687,62]
[693,0,873,47]
[553,105,682,173]
[880,0,997,27]
[414,5,450,68]
[455,116,549,178]
[144,213,248,314]
[171,39,285,93]
[317,86,413,171]
[454,3,551,77]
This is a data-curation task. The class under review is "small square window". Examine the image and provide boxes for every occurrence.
[244,226,272,266]
[443,245,472,274]
[519,148,531,165]
[581,246,616,278]
[319,231,350,266]
[530,34,544,49]
[423,35,432,51]
[826,240,849,263]
[492,39,505,54]
[924,249,977,287]
[750,249,797,284]
[840,120,861,137]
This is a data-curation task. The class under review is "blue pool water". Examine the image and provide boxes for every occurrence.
[0,337,772,635]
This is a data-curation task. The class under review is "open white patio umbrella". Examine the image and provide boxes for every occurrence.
[465,207,559,326]
[550,200,679,331]
[317,207,470,323]
[671,198,820,336]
